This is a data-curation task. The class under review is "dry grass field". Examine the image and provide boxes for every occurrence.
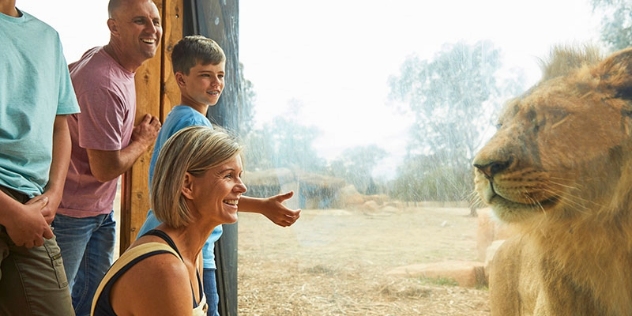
[237,206,491,315]
[114,185,491,315]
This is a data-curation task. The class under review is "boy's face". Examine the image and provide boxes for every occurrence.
[178,61,226,107]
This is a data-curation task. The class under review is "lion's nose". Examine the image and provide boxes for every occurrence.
[473,158,512,179]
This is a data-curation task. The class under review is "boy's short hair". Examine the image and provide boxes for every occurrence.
[171,35,226,75]
[151,125,242,228]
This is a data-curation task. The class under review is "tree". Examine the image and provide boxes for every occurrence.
[241,128,275,171]
[591,0,632,51]
[388,40,525,207]
[329,145,387,194]
[241,98,325,173]
[390,151,473,202]
[267,116,325,172]
[242,118,324,172]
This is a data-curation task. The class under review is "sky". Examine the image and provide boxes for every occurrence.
[17,0,604,179]
[17,1,111,62]
[239,0,603,178]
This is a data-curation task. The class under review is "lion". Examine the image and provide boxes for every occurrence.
[473,45,632,315]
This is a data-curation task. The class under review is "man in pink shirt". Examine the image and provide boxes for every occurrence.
[52,1,162,315]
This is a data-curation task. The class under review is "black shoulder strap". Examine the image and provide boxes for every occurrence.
[142,229,182,258]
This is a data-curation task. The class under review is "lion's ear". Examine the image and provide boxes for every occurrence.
[596,47,632,101]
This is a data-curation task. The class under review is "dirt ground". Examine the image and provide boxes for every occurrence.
[237,206,491,315]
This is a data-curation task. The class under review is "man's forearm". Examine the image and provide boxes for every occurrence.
[86,139,151,182]
[87,114,160,182]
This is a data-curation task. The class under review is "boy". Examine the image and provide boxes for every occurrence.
[137,35,301,316]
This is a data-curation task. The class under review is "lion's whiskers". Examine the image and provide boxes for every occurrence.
[547,177,584,190]
[524,194,547,215]
[539,187,598,216]
[469,191,485,208]
[545,180,603,209]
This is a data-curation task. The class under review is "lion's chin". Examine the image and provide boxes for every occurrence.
[489,194,560,223]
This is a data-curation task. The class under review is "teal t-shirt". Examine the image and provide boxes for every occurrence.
[0,9,80,196]
[137,105,222,269]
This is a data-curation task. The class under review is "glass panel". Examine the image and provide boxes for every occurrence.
[236,1,611,315]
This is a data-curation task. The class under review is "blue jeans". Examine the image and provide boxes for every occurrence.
[204,268,220,316]
[52,211,116,316]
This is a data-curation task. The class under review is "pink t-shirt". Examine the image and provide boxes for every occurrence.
[58,47,136,218]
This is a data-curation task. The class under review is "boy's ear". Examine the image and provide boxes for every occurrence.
[181,172,194,199]
[175,72,186,87]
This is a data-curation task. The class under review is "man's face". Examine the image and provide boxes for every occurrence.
[111,0,162,64]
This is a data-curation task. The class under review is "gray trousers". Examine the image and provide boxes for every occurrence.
[0,186,74,316]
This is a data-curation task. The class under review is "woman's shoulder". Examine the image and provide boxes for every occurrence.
[133,245,187,277]
[120,241,187,278]
[109,242,192,313]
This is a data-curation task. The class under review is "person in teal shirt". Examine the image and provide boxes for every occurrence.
[0,1,80,314]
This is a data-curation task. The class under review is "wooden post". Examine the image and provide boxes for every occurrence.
[119,0,183,253]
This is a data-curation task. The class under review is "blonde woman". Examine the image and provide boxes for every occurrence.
[92,126,246,316]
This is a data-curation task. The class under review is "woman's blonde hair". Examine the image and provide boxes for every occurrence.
[151,126,242,228]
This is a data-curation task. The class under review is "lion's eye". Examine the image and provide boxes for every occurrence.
[547,108,570,129]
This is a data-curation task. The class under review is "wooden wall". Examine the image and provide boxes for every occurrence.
[119,0,183,252]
